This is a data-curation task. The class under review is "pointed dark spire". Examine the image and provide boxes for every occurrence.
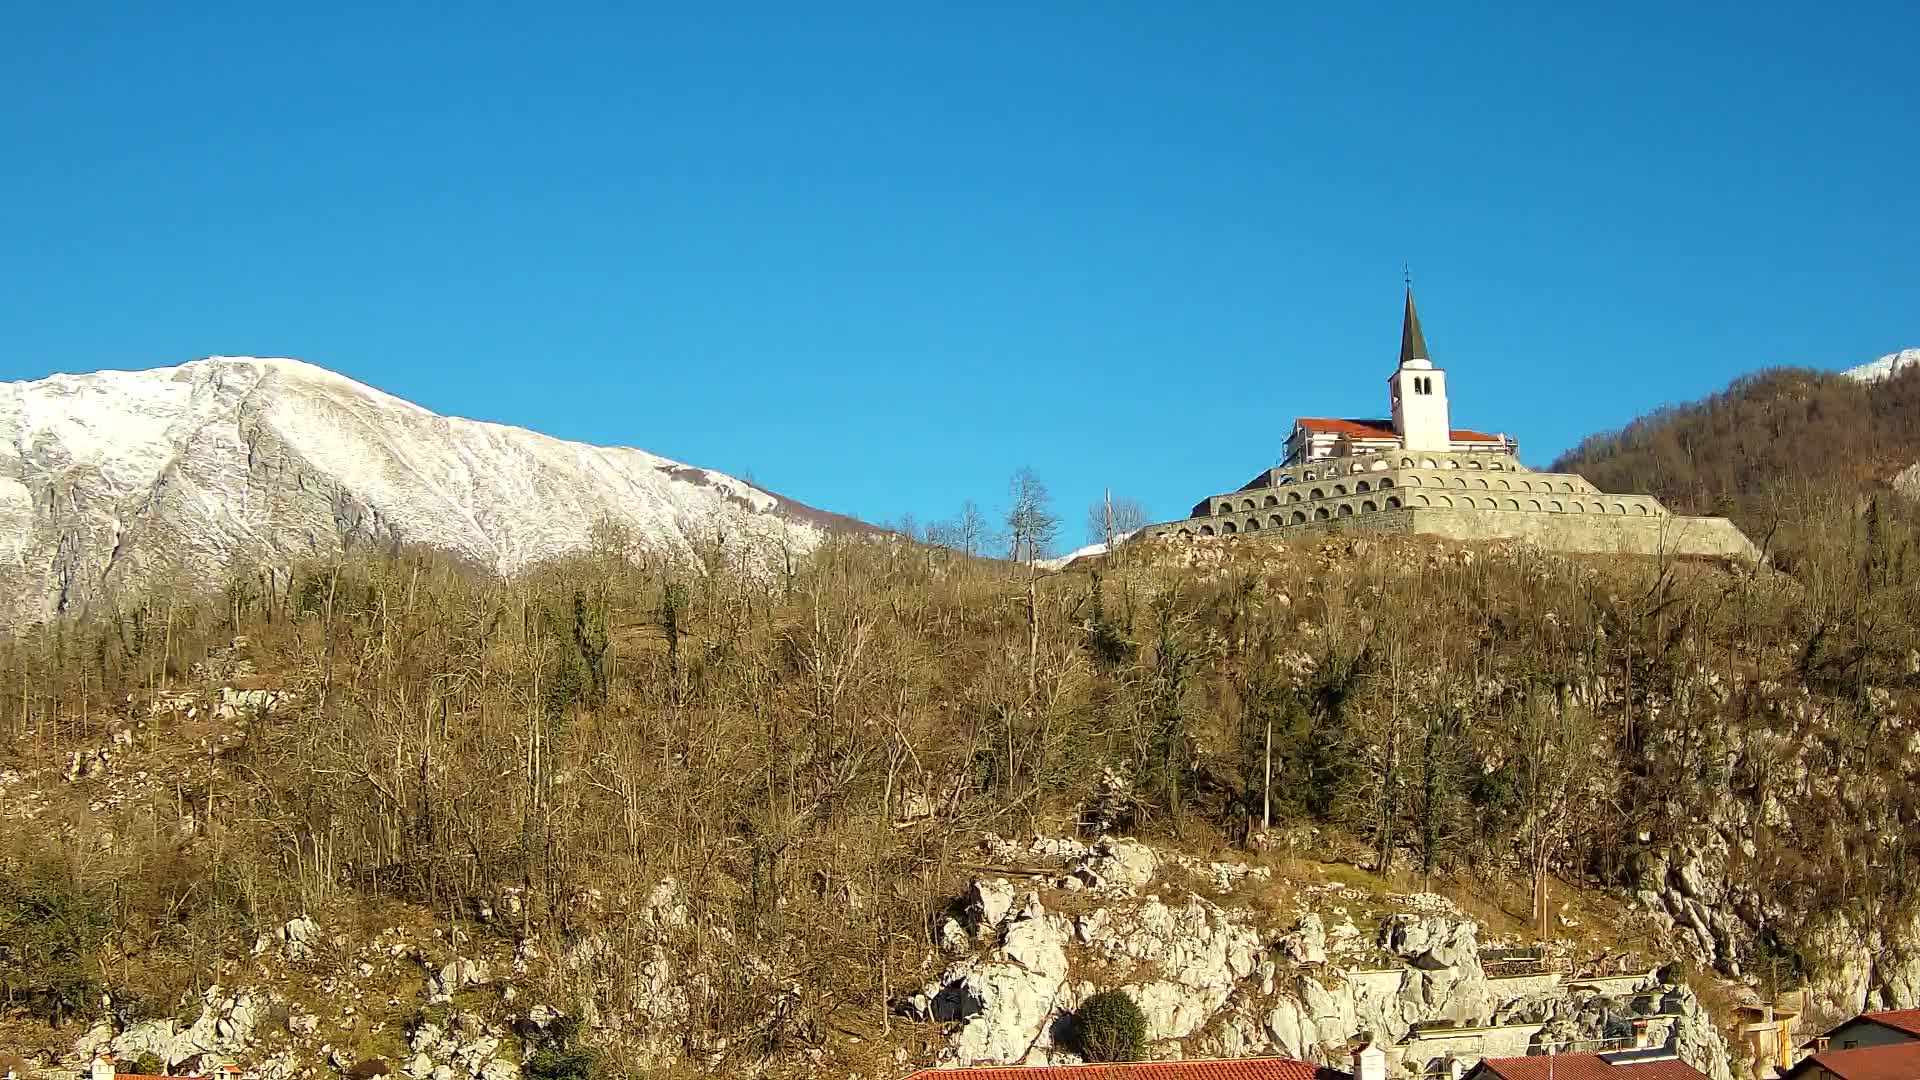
[1399,286,1430,366]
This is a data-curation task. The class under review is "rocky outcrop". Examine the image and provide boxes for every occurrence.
[904,858,1677,1074]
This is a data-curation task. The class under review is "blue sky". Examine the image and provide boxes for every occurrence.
[4,4,1916,546]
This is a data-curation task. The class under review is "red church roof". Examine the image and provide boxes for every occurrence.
[900,1059,1345,1080]
[1292,418,1504,443]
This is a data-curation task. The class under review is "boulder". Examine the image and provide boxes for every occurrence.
[968,878,1017,933]
[905,907,1072,1066]
[1283,914,1329,966]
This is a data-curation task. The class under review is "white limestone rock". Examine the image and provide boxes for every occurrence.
[968,878,1017,933]
[906,906,1073,1066]
[1284,913,1329,966]
[1067,837,1159,895]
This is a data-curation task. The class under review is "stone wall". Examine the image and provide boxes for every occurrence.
[1140,448,1757,561]
[1139,506,1756,561]
[1397,508,1757,560]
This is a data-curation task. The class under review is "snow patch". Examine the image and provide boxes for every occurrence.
[1844,348,1920,382]
[0,356,835,623]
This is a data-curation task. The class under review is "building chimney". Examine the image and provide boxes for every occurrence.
[1353,1040,1388,1080]
[92,1056,117,1080]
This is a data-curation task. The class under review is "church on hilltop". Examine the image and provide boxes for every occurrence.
[1136,288,1758,560]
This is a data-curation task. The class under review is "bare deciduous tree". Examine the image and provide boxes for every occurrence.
[1085,491,1148,548]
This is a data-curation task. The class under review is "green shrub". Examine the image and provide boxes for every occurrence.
[524,1048,597,1080]
[1075,989,1147,1063]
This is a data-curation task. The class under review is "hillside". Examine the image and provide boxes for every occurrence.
[0,358,852,627]
[1550,355,1920,560]
[4,500,1920,1078]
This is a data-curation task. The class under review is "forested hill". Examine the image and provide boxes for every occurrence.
[1551,363,1920,557]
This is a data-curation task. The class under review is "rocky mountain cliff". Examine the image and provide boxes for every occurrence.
[0,357,842,626]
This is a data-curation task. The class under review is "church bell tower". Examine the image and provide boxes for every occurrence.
[1389,286,1452,452]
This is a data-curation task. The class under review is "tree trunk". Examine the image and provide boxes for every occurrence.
[1262,716,1273,831]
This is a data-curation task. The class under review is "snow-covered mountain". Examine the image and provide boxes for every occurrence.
[0,357,849,624]
[1845,348,1920,381]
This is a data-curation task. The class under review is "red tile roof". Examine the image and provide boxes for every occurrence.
[900,1059,1345,1080]
[1859,1010,1920,1038]
[1470,1054,1709,1080]
[1786,1041,1920,1080]
[1292,418,1503,443]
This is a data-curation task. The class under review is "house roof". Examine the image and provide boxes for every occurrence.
[1469,1053,1710,1080]
[899,1058,1348,1080]
[1846,1011,1920,1039]
[1785,1041,1920,1080]
[1291,418,1504,444]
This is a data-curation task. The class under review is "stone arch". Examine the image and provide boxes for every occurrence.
[1469,459,1484,470]
[1371,458,1389,471]
[1421,458,1438,469]
[1451,477,1468,489]
[1288,491,1303,504]
[1264,494,1279,507]
[1314,507,1331,521]
[1291,511,1308,525]
[1337,503,1355,517]
[1444,459,1460,469]
[1558,481,1575,492]
[1241,498,1256,511]
[1177,529,1193,539]
[1405,475,1421,486]
[1414,495,1431,507]
[1528,500,1542,511]
[1435,495,1454,508]
[1386,496,1402,509]
[1217,501,1235,515]
[1612,502,1627,515]
[1590,502,1607,514]
[1302,470,1316,482]
[1570,502,1584,514]
[1245,518,1261,531]
[1549,500,1564,512]
[1200,525,1215,535]
[1361,500,1377,512]
[1222,520,1238,533]
[1475,478,1490,489]
[1634,503,1650,515]
[1355,480,1371,493]
[1483,498,1499,509]
[1269,514,1285,527]
[1310,488,1325,501]
[1333,483,1348,496]
[1496,479,1511,490]
[1400,457,1414,467]
[1502,499,1519,510]
[1489,461,1505,471]
[1379,477,1395,488]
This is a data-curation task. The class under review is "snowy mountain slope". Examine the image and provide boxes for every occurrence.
[0,357,846,624]
[1845,348,1920,381]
